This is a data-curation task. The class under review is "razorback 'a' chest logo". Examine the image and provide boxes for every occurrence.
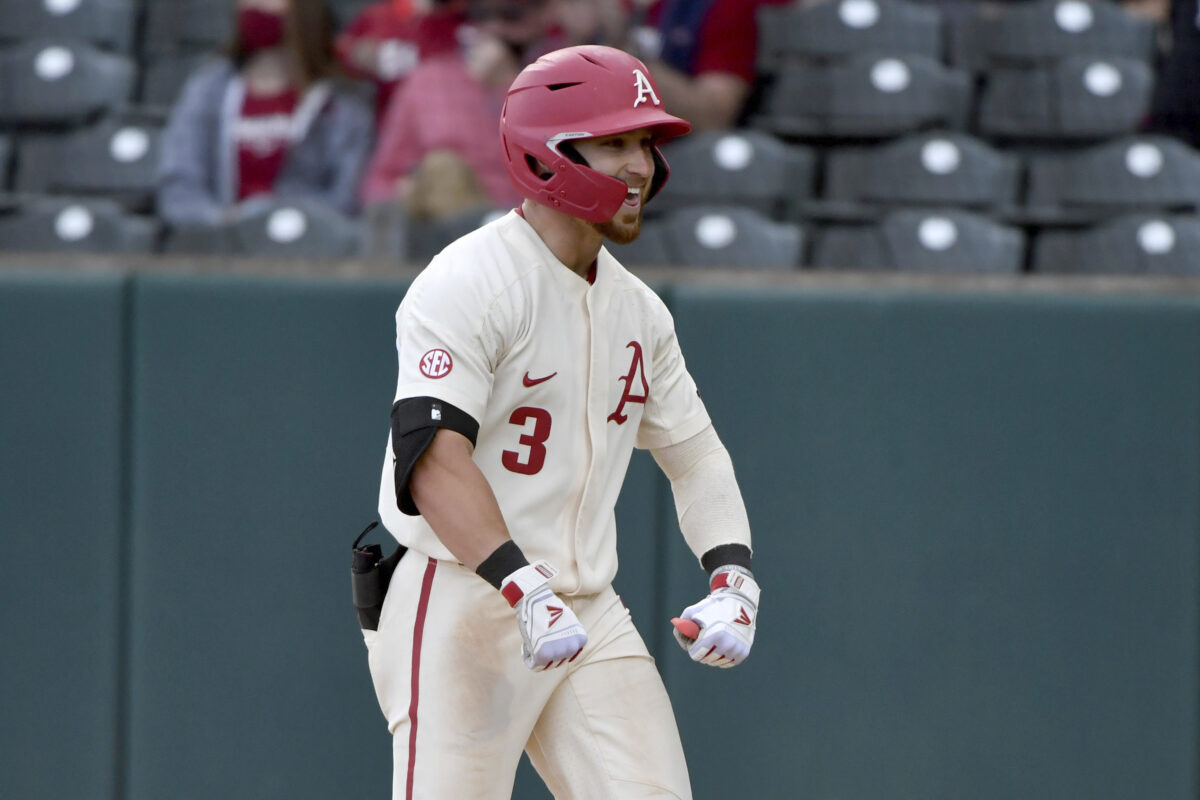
[608,341,648,424]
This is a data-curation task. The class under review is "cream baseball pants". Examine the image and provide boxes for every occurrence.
[363,550,692,800]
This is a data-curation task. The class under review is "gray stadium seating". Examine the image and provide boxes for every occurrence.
[815,130,1022,222]
[140,51,210,110]
[955,0,1157,71]
[655,130,817,221]
[160,223,234,255]
[15,114,163,210]
[754,53,972,138]
[142,0,234,54]
[758,0,944,72]
[1032,213,1200,275]
[165,201,367,258]
[231,199,364,258]
[811,208,1026,272]
[0,134,12,192]
[1023,135,1200,225]
[607,216,675,266]
[977,56,1154,141]
[659,205,805,270]
[0,39,136,124]
[399,206,507,264]
[0,197,159,253]
[0,0,138,52]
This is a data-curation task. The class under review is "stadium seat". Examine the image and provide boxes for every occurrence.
[231,200,364,258]
[607,216,674,267]
[140,51,210,110]
[0,197,158,253]
[401,206,507,264]
[160,222,235,255]
[142,0,233,54]
[657,206,805,270]
[754,53,972,138]
[816,130,1021,221]
[1031,214,1200,276]
[810,208,1025,272]
[0,134,12,191]
[956,0,1156,71]
[655,130,817,220]
[977,56,1154,141]
[0,0,138,52]
[758,0,943,73]
[14,114,163,210]
[0,39,136,125]
[1023,135,1200,225]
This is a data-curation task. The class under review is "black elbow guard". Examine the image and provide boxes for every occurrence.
[391,396,479,516]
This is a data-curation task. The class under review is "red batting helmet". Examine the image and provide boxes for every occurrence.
[500,45,692,223]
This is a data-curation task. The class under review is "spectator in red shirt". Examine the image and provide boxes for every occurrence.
[359,0,567,215]
[626,0,781,130]
[335,0,471,124]
[158,0,374,226]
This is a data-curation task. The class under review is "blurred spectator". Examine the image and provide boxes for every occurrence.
[1147,0,1200,147]
[158,0,374,226]
[335,0,471,123]
[359,0,569,215]
[626,0,788,130]
[555,0,629,46]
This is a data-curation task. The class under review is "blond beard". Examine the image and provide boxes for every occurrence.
[591,204,643,245]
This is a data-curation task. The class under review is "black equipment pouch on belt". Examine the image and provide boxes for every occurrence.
[351,521,406,631]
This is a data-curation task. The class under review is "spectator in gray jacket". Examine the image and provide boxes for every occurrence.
[158,0,373,226]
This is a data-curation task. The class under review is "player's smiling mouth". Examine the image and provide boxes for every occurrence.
[623,187,642,208]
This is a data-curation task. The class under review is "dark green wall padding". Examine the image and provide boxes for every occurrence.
[2,271,1196,800]
[1,272,127,800]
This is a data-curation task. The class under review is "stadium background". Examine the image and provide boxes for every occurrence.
[1,0,1198,798]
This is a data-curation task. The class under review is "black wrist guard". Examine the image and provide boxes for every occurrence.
[701,543,753,576]
[476,540,530,589]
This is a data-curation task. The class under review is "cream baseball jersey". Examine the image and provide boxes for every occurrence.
[377,211,710,595]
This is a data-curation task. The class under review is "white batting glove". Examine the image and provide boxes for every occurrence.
[673,565,760,668]
[500,561,588,671]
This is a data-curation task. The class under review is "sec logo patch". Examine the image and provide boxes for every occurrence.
[420,348,453,378]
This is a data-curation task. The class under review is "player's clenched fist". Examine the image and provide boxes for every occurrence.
[501,561,588,671]
[673,565,760,668]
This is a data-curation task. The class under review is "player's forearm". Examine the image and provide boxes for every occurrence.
[409,429,513,570]
[652,425,752,563]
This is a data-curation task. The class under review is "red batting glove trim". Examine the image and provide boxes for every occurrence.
[501,582,524,607]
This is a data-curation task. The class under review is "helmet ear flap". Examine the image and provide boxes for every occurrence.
[647,145,670,203]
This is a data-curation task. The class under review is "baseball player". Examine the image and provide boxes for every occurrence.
[364,44,761,799]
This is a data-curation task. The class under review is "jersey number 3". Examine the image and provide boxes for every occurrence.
[502,406,552,475]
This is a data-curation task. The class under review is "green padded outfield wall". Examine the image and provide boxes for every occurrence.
[123,274,403,800]
[663,286,1200,800]
[1,269,1198,800]
[0,271,127,800]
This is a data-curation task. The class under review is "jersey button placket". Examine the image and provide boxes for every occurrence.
[572,284,606,589]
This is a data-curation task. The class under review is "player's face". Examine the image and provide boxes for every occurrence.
[573,128,655,245]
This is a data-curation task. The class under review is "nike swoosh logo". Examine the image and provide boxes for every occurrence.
[523,371,557,387]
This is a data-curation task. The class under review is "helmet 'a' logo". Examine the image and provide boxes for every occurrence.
[632,69,660,108]
[419,348,453,379]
